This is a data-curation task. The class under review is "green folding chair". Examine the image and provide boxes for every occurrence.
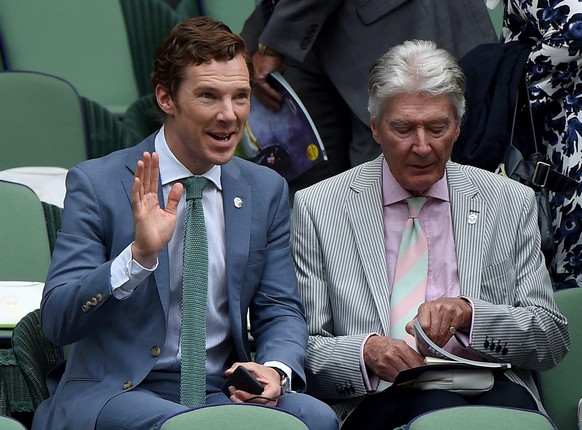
[0,0,201,115]
[0,0,139,115]
[539,288,582,430]
[0,71,87,170]
[0,415,27,430]
[398,406,556,430]
[0,181,51,282]
[156,404,309,430]
[197,0,255,33]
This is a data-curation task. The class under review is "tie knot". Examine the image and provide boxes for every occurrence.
[405,196,426,218]
[182,176,209,201]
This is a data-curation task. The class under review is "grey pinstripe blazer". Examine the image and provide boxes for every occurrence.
[291,155,569,422]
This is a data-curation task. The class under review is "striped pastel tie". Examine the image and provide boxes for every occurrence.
[389,197,428,348]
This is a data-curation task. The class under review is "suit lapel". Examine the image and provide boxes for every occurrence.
[346,157,391,334]
[447,163,486,300]
[221,160,250,340]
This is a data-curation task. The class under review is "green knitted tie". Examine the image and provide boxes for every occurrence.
[180,176,209,407]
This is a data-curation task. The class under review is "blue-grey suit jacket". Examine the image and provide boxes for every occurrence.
[33,133,307,430]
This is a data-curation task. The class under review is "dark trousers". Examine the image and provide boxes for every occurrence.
[341,375,538,430]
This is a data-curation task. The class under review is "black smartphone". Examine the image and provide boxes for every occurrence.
[221,365,264,397]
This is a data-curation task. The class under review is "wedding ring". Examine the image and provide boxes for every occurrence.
[448,326,456,335]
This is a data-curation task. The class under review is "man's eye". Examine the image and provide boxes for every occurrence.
[201,92,214,99]
[394,127,413,135]
[428,126,448,136]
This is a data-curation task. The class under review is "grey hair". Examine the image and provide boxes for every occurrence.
[367,39,466,123]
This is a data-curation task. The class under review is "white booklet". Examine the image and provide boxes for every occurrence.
[414,319,511,369]
[393,320,511,387]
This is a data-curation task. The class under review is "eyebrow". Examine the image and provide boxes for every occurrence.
[389,118,450,127]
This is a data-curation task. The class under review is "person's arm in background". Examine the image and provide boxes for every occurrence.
[241,0,344,110]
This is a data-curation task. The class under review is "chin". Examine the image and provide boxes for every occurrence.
[211,150,237,166]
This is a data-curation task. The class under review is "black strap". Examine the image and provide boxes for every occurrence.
[508,78,578,198]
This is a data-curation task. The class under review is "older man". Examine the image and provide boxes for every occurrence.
[291,39,569,429]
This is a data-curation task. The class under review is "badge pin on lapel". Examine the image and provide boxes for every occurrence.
[467,212,478,225]
[233,197,243,208]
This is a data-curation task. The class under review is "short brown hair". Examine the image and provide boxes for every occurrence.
[151,16,253,101]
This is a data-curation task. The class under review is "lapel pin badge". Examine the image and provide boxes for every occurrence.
[233,197,243,208]
[467,212,478,225]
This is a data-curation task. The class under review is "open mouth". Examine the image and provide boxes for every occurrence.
[209,132,234,142]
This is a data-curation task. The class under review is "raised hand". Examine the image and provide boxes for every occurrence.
[131,151,183,267]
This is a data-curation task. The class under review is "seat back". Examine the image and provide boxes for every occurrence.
[0,415,28,430]
[402,405,556,429]
[0,0,139,115]
[197,0,255,33]
[11,309,64,410]
[539,288,582,430]
[156,404,309,430]
[0,71,88,170]
[0,181,51,282]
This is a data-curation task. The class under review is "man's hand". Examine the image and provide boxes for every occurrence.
[224,362,282,406]
[406,297,473,348]
[131,151,183,267]
[363,335,425,383]
[251,52,284,111]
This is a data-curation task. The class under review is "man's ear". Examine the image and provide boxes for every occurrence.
[155,84,174,115]
[370,117,381,145]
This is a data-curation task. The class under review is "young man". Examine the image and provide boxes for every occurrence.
[34,17,338,430]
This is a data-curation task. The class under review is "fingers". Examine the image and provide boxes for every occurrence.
[166,182,184,215]
[253,81,283,111]
[364,335,424,382]
[415,298,472,347]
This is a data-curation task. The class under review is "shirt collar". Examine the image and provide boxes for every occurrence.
[381,157,450,206]
[155,125,222,190]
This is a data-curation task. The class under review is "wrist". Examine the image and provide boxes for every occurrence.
[258,43,283,58]
[269,366,290,394]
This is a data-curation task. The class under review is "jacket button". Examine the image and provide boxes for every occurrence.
[82,305,88,312]
[85,300,93,309]
[123,380,133,390]
[96,293,103,302]
[151,346,161,357]
[90,297,98,306]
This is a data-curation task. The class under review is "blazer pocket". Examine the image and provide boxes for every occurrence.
[355,0,409,25]
[480,258,516,304]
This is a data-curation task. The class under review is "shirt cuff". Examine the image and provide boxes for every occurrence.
[110,242,158,299]
[457,295,476,345]
[263,361,292,387]
[360,332,381,392]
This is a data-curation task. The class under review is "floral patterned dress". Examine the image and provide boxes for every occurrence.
[502,0,582,290]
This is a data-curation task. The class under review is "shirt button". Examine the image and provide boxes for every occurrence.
[151,346,161,357]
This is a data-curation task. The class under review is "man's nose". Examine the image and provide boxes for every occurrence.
[217,101,236,121]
